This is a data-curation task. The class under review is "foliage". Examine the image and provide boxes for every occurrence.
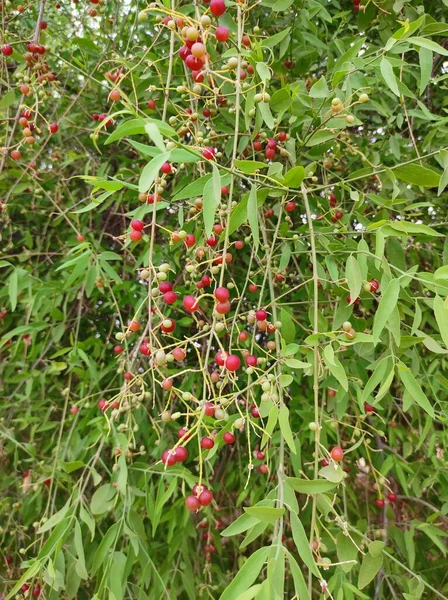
[1,0,448,598]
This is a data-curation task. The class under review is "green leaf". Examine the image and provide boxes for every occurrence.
[145,122,166,151]
[90,483,116,515]
[261,404,279,449]
[219,546,270,600]
[394,164,441,188]
[396,365,434,417]
[244,507,284,523]
[323,345,348,391]
[345,255,362,304]
[172,173,212,201]
[369,541,385,558]
[285,477,337,494]
[336,532,359,573]
[407,36,448,56]
[287,551,310,600]
[318,464,344,483]
[290,512,320,577]
[419,47,433,94]
[278,405,297,454]
[248,184,259,251]
[74,520,88,580]
[261,28,291,49]
[139,152,171,193]
[373,278,400,344]
[284,358,311,369]
[221,512,260,537]
[234,160,268,174]
[309,76,329,98]
[358,552,383,589]
[258,101,275,129]
[380,57,400,96]
[104,118,146,145]
[0,90,17,110]
[305,130,336,147]
[91,522,120,575]
[256,62,271,82]
[8,269,18,311]
[202,164,221,238]
[282,166,305,188]
[433,295,448,348]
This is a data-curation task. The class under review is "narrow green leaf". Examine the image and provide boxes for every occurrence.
[419,47,433,94]
[278,405,297,454]
[373,278,400,344]
[407,36,448,56]
[394,164,441,188]
[396,365,434,417]
[323,345,348,391]
[145,122,165,151]
[8,270,18,311]
[286,477,337,494]
[139,152,171,193]
[234,160,268,174]
[202,164,221,238]
[345,255,362,304]
[358,552,383,589]
[244,506,284,523]
[219,546,270,600]
[433,295,448,348]
[290,512,320,577]
[248,185,259,251]
[380,57,400,96]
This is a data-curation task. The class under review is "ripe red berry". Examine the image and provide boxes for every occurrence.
[242,35,250,47]
[223,431,236,444]
[235,240,244,250]
[225,354,240,372]
[173,347,186,361]
[335,211,343,220]
[201,437,214,449]
[124,371,133,381]
[255,309,267,321]
[109,89,121,101]
[114,345,123,354]
[128,320,140,332]
[185,234,196,248]
[10,150,21,160]
[204,402,215,417]
[330,446,344,462]
[161,319,176,333]
[159,282,173,293]
[249,284,258,293]
[215,25,229,42]
[375,498,385,508]
[178,427,190,439]
[387,493,397,503]
[199,489,214,506]
[251,407,260,418]
[259,464,269,474]
[49,123,59,134]
[163,291,177,304]
[162,449,177,466]
[1,44,13,56]
[207,236,218,247]
[131,219,144,231]
[215,350,226,366]
[161,162,172,174]
[185,495,201,511]
[364,402,374,413]
[278,131,287,142]
[202,147,215,160]
[238,331,248,342]
[216,301,231,315]
[183,295,199,312]
[147,99,156,109]
[265,148,276,160]
[370,279,380,292]
[175,446,188,462]
[210,0,226,16]
[130,230,142,242]
[214,287,230,302]
[285,201,296,213]
[246,355,257,367]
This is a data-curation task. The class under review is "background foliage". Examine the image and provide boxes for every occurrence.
[1,0,448,598]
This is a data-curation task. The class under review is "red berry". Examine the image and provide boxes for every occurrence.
[173,347,186,361]
[330,446,344,462]
[249,284,258,293]
[221,185,229,195]
[161,319,176,333]
[255,450,265,460]
[201,437,214,449]
[335,211,343,220]
[285,201,296,213]
[147,99,156,109]
[1,44,13,56]
[10,150,21,160]
[255,309,267,321]
[159,282,173,293]
[251,407,260,418]
[139,342,151,356]
[130,230,142,242]
[163,291,177,304]
[202,147,215,160]
[109,89,121,101]
[215,350,226,366]
[387,493,397,503]
[124,371,133,381]
[214,287,229,302]
[175,446,188,462]
[235,240,244,250]
[207,235,218,247]
[225,354,240,372]
[246,354,257,367]
[199,489,214,506]
[185,234,196,248]
[161,162,172,174]
[131,219,144,231]
[204,402,215,417]
[216,301,231,315]
[178,427,190,439]
[238,331,248,342]
[259,464,269,474]
[278,131,287,142]
[265,148,276,160]
[242,35,250,47]
[183,295,199,312]
[223,431,236,444]
[49,123,59,134]
[185,495,201,511]
[364,402,374,413]
[162,449,177,466]
[215,25,229,42]
[114,345,123,354]
[267,138,277,149]
[370,279,380,292]
[210,0,226,16]
[375,498,385,508]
